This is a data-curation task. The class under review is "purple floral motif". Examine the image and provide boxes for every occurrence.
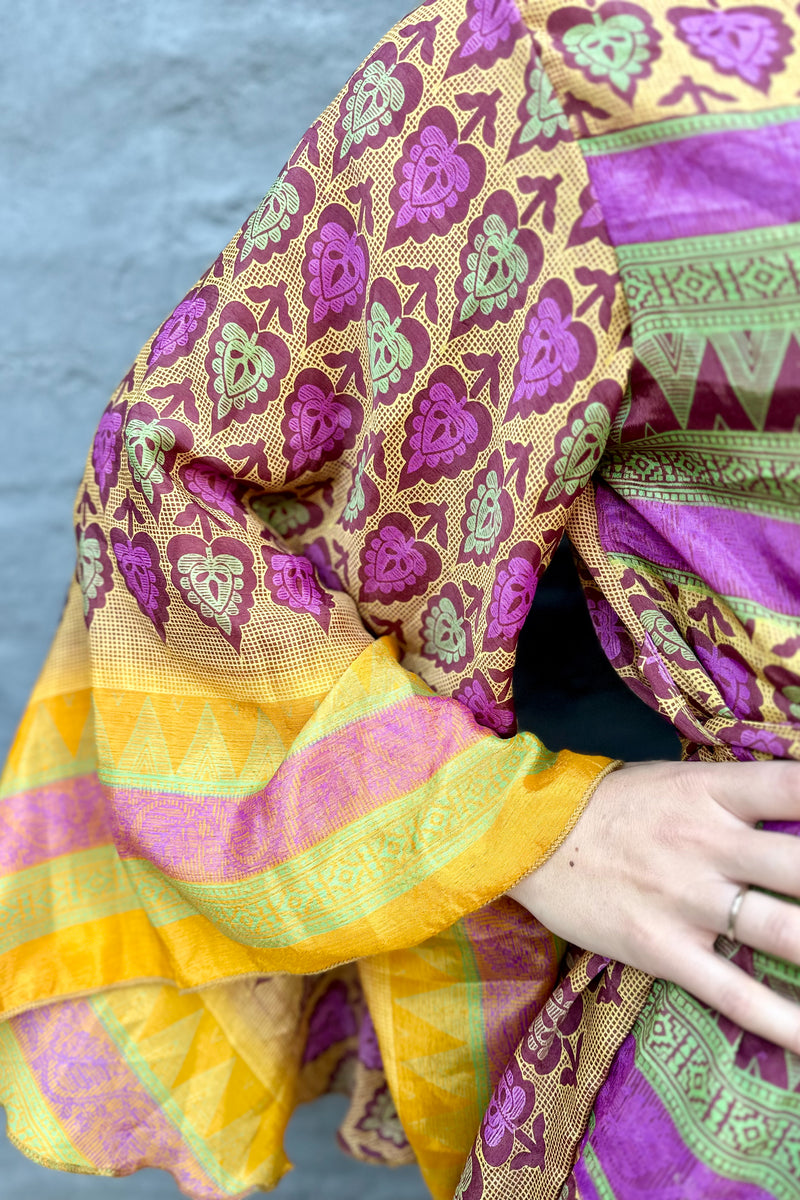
[204,300,290,437]
[92,403,125,506]
[302,203,368,344]
[521,975,584,1075]
[507,279,597,419]
[480,1058,538,1168]
[280,367,362,479]
[421,583,474,673]
[303,981,358,1063]
[234,164,316,274]
[729,723,793,758]
[303,539,343,593]
[399,365,491,490]
[167,534,256,652]
[75,523,113,628]
[366,276,430,406]
[459,449,515,566]
[333,43,424,173]
[358,1011,383,1071]
[109,530,170,641]
[263,547,335,633]
[692,629,763,719]
[385,107,486,249]
[451,190,543,338]
[445,0,525,78]
[144,284,218,377]
[454,668,515,735]
[339,431,387,534]
[548,3,661,104]
[358,512,442,606]
[484,542,541,653]
[583,585,636,669]
[668,5,792,93]
[181,457,244,524]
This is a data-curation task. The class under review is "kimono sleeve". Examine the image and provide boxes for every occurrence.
[0,0,632,1010]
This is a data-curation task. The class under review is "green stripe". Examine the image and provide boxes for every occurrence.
[582,1142,616,1199]
[581,104,800,156]
[1,757,98,801]
[602,432,800,523]
[89,994,241,1192]
[0,1023,95,1170]
[287,663,434,756]
[452,919,491,1113]
[607,552,800,631]
[2,733,550,955]
[617,219,800,265]
[0,846,148,956]
[617,223,800,338]
[635,979,800,1198]
[130,733,549,947]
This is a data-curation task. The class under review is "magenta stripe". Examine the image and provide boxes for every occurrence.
[12,1000,231,1198]
[595,483,800,616]
[109,693,487,882]
[573,1034,778,1198]
[587,121,800,244]
[0,774,111,874]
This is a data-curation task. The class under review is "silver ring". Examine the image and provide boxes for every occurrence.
[726,884,749,943]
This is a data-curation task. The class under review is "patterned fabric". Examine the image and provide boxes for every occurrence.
[1,1,799,1198]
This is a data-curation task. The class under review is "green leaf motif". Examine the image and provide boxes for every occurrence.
[212,323,276,420]
[252,495,310,537]
[461,214,528,322]
[639,609,697,662]
[545,402,610,503]
[125,418,176,503]
[367,301,413,395]
[464,470,504,557]
[521,62,570,144]
[563,13,652,95]
[343,458,368,523]
[177,548,245,635]
[241,172,300,257]
[77,530,104,616]
[341,61,406,157]
[423,597,468,666]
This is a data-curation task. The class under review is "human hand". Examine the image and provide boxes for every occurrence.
[508,759,800,1053]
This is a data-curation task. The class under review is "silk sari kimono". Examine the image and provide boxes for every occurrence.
[2,1,800,1197]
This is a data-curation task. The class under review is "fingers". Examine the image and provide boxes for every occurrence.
[703,759,800,824]
[731,887,800,967]
[672,943,800,1056]
[722,828,800,902]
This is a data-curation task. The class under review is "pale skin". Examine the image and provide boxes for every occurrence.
[508,759,800,1055]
